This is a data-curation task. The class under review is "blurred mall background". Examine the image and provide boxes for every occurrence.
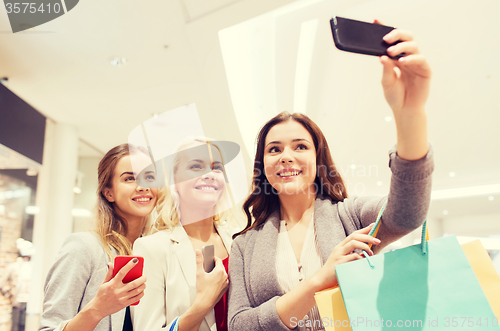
[1,0,499,330]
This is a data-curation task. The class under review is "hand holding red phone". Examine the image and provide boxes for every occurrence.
[86,256,147,320]
[112,256,145,306]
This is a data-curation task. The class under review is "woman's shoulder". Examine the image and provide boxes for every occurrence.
[317,194,380,213]
[134,230,172,250]
[66,231,100,241]
[47,232,105,279]
[60,231,103,255]
[140,229,173,241]
[231,212,277,250]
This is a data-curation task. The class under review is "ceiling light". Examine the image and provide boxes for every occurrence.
[26,168,38,176]
[431,183,500,200]
[25,206,40,215]
[110,57,127,67]
[442,210,449,215]
[376,181,383,186]
[384,116,392,122]
[448,172,456,177]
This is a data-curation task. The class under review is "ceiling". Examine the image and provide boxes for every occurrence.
[1,0,499,221]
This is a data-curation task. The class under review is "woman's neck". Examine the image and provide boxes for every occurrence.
[183,217,216,242]
[121,215,147,245]
[178,202,216,227]
[279,189,316,226]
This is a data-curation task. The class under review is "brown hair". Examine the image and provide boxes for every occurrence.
[95,143,154,260]
[234,111,348,238]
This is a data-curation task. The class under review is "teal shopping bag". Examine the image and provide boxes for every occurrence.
[335,206,498,331]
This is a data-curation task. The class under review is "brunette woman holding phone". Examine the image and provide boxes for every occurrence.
[228,28,434,331]
[39,144,158,331]
[132,137,238,331]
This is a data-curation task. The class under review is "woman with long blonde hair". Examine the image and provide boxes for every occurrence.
[40,143,158,331]
[132,137,237,331]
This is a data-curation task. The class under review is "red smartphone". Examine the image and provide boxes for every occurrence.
[112,256,144,305]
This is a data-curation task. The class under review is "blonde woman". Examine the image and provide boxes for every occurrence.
[39,144,158,331]
[132,137,237,331]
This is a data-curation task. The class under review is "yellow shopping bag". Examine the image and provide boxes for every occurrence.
[462,240,500,319]
[314,286,352,331]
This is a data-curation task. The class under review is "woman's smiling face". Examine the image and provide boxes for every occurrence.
[104,152,158,221]
[174,142,226,211]
[263,120,317,197]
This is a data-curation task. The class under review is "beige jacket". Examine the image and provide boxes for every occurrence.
[132,222,234,331]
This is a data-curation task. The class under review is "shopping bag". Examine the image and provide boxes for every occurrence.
[313,205,388,331]
[314,286,352,331]
[462,240,500,319]
[335,205,498,331]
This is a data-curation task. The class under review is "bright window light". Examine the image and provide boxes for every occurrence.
[431,184,500,200]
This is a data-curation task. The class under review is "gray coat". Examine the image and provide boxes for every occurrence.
[39,232,125,331]
[228,147,434,331]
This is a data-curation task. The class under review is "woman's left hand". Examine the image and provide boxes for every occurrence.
[377,21,431,160]
[379,24,432,115]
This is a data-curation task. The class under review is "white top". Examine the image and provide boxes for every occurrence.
[276,215,325,331]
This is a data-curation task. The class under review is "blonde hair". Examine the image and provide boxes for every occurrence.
[95,144,155,260]
[153,137,235,232]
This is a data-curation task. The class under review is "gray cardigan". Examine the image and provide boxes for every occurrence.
[228,147,434,331]
[39,232,125,331]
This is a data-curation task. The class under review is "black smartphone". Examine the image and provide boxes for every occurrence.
[202,244,215,273]
[330,16,403,59]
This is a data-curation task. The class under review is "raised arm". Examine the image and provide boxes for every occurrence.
[369,26,434,252]
[379,26,432,161]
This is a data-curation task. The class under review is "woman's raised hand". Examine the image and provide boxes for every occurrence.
[376,20,431,161]
[312,224,380,289]
[86,258,147,320]
[194,249,229,310]
[378,23,432,116]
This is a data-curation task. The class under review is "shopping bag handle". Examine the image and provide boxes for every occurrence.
[366,201,429,256]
